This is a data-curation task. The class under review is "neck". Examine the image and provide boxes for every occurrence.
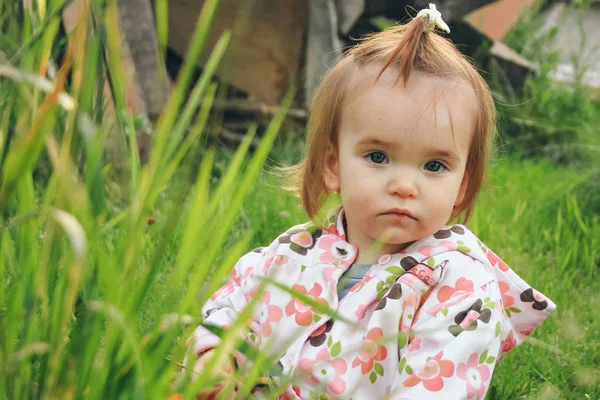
[345,224,411,264]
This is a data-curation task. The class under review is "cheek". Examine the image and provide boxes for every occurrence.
[343,186,378,217]
[428,184,461,217]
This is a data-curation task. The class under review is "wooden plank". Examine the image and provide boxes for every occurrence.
[168,0,308,105]
[466,0,537,41]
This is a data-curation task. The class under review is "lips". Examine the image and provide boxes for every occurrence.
[381,209,416,220]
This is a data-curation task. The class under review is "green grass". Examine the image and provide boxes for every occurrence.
[495,1,600,164]
[1,0,599,398]
[472,158,599,399]
[0,0,296,397]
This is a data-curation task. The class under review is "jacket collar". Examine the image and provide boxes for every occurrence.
[323,205,463,268]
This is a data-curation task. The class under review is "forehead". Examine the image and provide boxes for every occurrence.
[340,65,478,151]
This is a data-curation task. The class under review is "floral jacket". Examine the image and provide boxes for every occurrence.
[189,207,556,399]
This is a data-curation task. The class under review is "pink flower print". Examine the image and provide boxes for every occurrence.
[398,293,421,331]
[279,228,322,255]
[318,236,337,263]
[308,320,333,347]
[278,386,302,400]
[326,223,338,236]
[237,267,255,297]
[292,386,301,397]
[519,327,535,337]
[351,327,388,375]
[498,281,514,308]
[323,265,339,291]
[407,337,439,354]
[259,292,283,338]
[437,278,474,303]
[427,278,474,316]
[407,336,422,352]
[325,222,346,241]
[273,255,289,266]
[418,240,457,257]
[318,237,355,265]
[403,351,455,391]
[285,283,328,326]
[240,267,254,286]
[311,323,327,337]
[500,331,517,355]
[211,279,236,300]
[291,231,313,248]
[262,257,273,275]
[210,267,247,300]
[262,255,289,275]
[355,304,368,320]
[244,287,257,302]
[457,353,491,399]
[486,250,509,271]
[459,310,481,329]
[405,293,421,308]
[229,268,242,284]
[298,348,347,395]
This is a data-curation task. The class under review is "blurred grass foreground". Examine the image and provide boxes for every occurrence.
[1,0,599,399]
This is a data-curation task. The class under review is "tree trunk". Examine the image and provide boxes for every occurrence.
[118,0,171,120]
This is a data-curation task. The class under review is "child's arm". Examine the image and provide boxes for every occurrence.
[188,349,237,399]
[391,252,503,398]
[186,231,284,371]
[187,248,270,359]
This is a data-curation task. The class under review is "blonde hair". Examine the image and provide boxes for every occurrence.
[288,13,497,223]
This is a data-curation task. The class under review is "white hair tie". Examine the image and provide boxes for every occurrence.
[417,3,450,34]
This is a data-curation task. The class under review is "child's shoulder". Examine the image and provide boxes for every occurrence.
[411,224,487,261]
[273,220,323,245]
[248,220,324,257]
[403,224,498,281]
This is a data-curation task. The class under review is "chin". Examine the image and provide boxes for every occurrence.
[377,228,419,242]
[379,234,419,247]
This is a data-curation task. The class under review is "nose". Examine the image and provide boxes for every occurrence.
[388,172,418,198]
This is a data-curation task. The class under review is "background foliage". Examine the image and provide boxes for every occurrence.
[0,0,598,399]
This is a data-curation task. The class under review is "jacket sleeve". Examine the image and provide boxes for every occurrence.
[391,252,503,399]
[187,240,279,358]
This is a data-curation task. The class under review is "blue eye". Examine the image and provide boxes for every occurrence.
[367,152,388,164]
[425,161,447,172]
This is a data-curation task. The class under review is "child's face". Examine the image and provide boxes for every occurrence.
[324,68,476,258]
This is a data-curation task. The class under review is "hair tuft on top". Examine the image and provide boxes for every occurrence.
[375,13,430,87]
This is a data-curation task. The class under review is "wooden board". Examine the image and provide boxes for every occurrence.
[168,0,308,105]
[466,0,537,41]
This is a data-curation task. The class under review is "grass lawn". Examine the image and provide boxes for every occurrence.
[1,1,598,397]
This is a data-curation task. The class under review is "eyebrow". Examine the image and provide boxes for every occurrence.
[355,138,396,148]
[355,138,461,161]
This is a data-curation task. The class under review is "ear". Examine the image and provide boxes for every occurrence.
[323,145,340,193]
[454,171,469,208]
